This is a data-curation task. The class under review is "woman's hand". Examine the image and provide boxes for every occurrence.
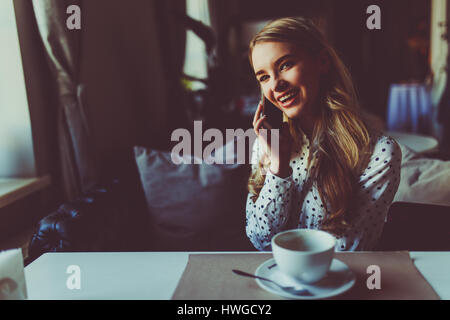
[253,102,293,178]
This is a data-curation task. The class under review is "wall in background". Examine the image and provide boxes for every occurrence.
[80,0,169,178]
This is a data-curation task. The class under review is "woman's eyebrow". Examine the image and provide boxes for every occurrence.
[254,54,296,77]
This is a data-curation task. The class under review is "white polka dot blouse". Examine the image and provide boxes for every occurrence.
[245,129,402,251]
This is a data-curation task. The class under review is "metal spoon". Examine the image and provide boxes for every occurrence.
[232,269,313,296]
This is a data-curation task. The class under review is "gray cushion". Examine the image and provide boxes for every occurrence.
[134,139,251,250]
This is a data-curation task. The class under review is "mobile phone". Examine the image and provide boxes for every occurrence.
[260,92,283,129]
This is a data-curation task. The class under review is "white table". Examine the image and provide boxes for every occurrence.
[24,251,450,300]
[386,131,439,155]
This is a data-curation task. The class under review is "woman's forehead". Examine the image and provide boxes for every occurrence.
[252,41,308,71]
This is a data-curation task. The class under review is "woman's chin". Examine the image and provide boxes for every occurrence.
[284,106,305,120]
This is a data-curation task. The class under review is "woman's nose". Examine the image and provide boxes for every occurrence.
[272,78,289,92]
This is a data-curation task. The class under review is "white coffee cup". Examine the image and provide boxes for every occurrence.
[271,229,336,283]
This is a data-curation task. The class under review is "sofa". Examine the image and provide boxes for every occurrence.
[27,138,256,264]
[26,176,154,264]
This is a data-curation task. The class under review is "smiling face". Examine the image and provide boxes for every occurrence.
[252,41,326,121]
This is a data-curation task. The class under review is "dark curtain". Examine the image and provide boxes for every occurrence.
[437,2,450,158]
[30,0,97,200]
[13,0,58,182]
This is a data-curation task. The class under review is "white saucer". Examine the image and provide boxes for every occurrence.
[255,258,356,299]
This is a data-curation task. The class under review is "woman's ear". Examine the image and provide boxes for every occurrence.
[318,49,330,74]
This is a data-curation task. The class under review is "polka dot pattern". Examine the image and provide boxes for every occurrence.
[245,131,402,251]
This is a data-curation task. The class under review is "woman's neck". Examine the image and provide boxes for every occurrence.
[297,115,316,141]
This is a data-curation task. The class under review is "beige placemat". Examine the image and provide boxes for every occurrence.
[171,252,440,300]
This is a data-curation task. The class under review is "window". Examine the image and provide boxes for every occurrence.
[0,0,35,178]
[182,0,212,91]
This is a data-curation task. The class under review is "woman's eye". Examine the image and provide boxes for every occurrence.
[258,75,269,82]
[280,61,293,71]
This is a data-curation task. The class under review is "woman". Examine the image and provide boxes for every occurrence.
[246,17,401,251]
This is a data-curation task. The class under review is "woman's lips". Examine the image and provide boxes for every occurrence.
[278,89,300,108]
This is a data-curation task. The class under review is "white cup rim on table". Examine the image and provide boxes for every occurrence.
[271,229,336,283]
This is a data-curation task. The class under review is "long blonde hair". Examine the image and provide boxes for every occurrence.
[248,17,372,234]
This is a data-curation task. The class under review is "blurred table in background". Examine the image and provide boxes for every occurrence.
[386,131,439,155]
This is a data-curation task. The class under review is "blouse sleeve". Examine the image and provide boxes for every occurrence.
[245,139,295,251]
[334,136,402,251]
